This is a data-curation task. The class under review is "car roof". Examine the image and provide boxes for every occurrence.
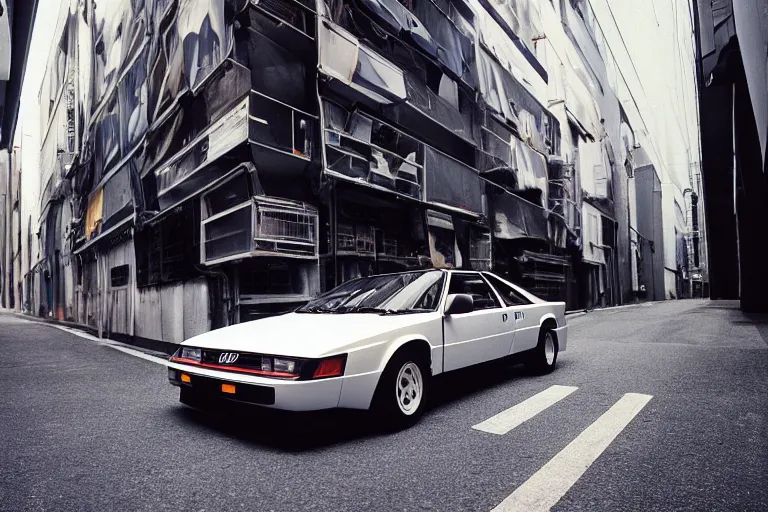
[333,268,546,302]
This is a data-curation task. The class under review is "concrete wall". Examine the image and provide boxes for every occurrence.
[134,278,211,344]
[94,237,211,343]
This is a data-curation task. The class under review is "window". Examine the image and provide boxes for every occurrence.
[202,173,251,218]
[447,273,500,310]
[110,265,129,288]
[135,206,196,287]
[483,273,532,306]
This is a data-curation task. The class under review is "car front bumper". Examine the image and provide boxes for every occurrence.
[167,362,345,411]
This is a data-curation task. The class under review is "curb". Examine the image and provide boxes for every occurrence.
[566,301,657,318]
[1,310,176,357]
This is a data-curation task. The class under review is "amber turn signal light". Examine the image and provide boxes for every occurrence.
[180,373,191,383]
[221,383,236,394]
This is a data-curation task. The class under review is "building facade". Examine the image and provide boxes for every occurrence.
[1,0,702,345]
[693,0,767,312]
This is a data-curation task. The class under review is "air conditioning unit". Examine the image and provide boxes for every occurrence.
[0,0,10,81]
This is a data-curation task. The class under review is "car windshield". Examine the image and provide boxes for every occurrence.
[296,271,445,314]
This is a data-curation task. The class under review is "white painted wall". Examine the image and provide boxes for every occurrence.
[581,202,604,265]
[14,0,62,311]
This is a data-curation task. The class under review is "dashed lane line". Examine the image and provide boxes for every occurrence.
[491,392,653,512]
[472,385,579,435]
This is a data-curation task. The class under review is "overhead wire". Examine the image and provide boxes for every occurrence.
[588,0,696,186]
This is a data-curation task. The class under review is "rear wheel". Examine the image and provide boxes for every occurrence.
[371,348,429,430]
[525,328,558,374]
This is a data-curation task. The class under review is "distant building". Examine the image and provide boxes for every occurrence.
[1,0,39,309]
[2,0,702,346]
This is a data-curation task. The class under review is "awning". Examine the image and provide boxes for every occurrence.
[514,140,549,207]
[517,250,569,266]
[73,216,133,255]
[491,189,548,241]
[565,107,594,141]
[318,21,407,105]
[147,163,255,226]
[424,146,485,216]
[154,99,249,210]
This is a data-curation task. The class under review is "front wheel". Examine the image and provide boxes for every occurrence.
[371,349,430,430]
[525,328,559,374]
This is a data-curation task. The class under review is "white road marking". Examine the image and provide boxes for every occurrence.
[106,344,169,366]
[491,392,653,512]
[48,323,170,366]
[473,385,578,435]
[49,324,105,343]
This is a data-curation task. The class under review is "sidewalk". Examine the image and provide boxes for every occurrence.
[0,308,174,357]
[566,300,660,318]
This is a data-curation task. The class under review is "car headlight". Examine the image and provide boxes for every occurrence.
[180,347,201,362]
[260,356,301,376]
[273,358,297,373]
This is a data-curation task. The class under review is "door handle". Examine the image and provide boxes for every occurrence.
[502,313,508,322]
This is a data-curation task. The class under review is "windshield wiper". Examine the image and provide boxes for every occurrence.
[296,306,327,313]
[334,306,430,315]
[336,306,395,314]
[379,308,430,315]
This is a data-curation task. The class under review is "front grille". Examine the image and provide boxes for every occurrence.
[201,349,262,370]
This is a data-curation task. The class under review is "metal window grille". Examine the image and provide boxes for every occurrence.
[470,233,492,271]
[382,239,398,257]
[356,225,375,254]
[337,224,356,252]
[257,208,315,243]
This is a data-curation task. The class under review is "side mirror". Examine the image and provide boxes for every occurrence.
[444,293,474,316]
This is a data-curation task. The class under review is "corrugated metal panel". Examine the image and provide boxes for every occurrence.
[109,290,130,335]
[105,240,133,336]
[183,278,210,339]
[160,282,184,343]
[135,287,163,341]
[84,260,99,329]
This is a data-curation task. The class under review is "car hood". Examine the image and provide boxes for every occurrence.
[181,312,437,358]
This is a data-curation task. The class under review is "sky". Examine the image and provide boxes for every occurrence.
[591,0,700,191]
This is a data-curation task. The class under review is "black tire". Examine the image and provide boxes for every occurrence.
[525,327,559,374]
[371,348,430,431]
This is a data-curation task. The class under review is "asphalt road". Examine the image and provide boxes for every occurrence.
[1,299,767,512]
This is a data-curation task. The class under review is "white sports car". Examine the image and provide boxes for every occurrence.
[168,269,567,428]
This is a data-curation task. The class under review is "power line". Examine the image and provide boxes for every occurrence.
[588,0,694,185]
[578,10,667,181]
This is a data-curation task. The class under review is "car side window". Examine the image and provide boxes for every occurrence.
[447,274,501,310]
[483,273,532,306]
